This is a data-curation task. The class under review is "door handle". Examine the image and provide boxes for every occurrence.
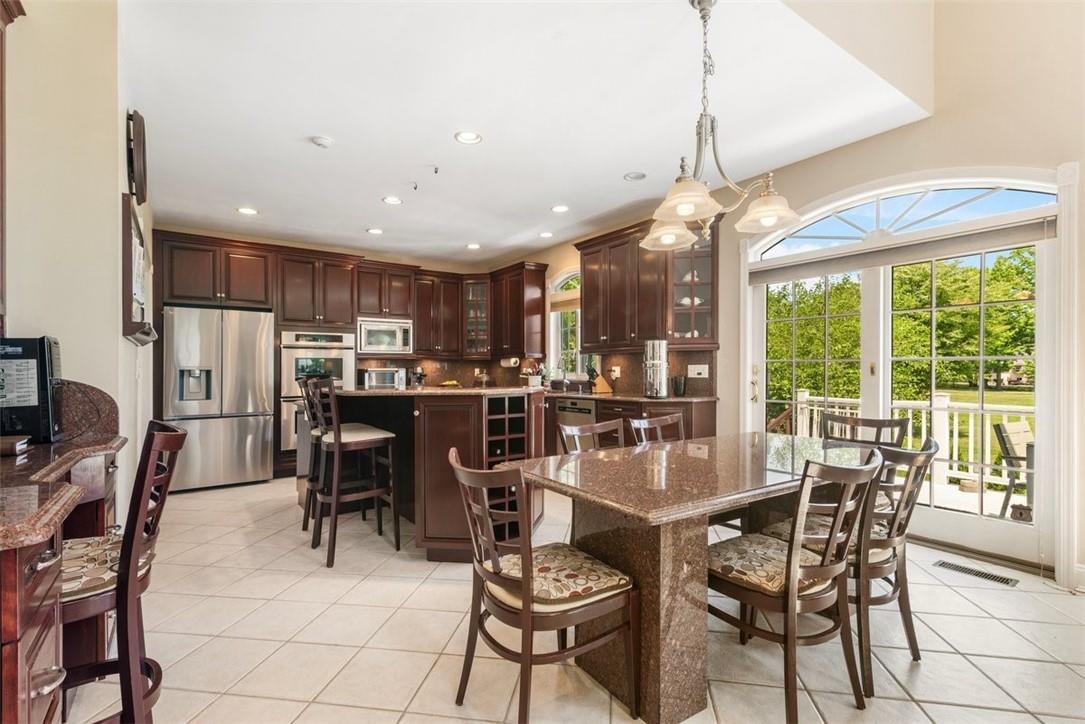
[29,549,62,574]
[750,379,759,403]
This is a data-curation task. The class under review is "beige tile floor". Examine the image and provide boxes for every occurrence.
[67,477,1085,723]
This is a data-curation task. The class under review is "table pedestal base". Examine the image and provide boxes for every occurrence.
[572,501,708,724]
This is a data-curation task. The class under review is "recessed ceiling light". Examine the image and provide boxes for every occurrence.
[539,232,553,239]
[551,204,569,213]
[382,196,402,205]
[623,171,647,181]
[454,130,482,145]
[367,228,383,235]
[310,136,335,149]
[237,207,258,215]
[466,243,481,250]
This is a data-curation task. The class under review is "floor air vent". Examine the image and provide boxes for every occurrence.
[933,560,1019,587]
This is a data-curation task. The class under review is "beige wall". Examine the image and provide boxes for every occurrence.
[715,1,1084,568]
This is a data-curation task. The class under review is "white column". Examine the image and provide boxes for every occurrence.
[796,389,810,437]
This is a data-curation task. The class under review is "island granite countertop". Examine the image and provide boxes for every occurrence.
[338,386,547,397]
[543,391,718,403]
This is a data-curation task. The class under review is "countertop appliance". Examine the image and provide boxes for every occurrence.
[0,336,63,443]
[555,397,596,451]
[643,340,669,399]
[363,367,407,390]
[163,307,274,490]
[357,317,412,355]
[280,330,356,452]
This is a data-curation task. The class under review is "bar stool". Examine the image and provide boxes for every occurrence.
[59,421,188,724]
[308,378,400,567]
[628,413,685,443]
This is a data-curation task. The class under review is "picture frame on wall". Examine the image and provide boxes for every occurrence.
[122,192,157,346]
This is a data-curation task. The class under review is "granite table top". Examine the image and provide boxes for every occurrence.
[0,433,127,549]
[544,391,718,403]
[517,433,866,525]
[338,386,547,397]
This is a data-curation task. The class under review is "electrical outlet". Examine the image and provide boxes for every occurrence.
[688,364,709,378]
[610,366,621,379]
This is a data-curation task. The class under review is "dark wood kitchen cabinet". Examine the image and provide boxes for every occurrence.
[576,222,645,352]
[357,264,414,319]
[586,397,717,445]
[489,262,547,359]
[462,275,491,359]
[279,254,355,328]
[160,234,274,309]
[414,272,461,358]
[667,221,719,348]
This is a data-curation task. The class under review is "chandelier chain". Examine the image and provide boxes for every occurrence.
[701,12,714,116]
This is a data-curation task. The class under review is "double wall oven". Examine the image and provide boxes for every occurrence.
[279,330,356,451]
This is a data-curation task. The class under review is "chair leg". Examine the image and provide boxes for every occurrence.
[301,486,313,532]
[326,449,342,568]
[117,595,148,723]
[856,565,874,698]
[517,614,534,724]
[999,471,1017,517]
[783,607,799,724]
[456,575,483,706]
[625,589,641,720]
[557,628,567,650]
[896,552,922,662]
[311,450,328,549]
[388,441,400,551]
[738,603,749,645]
[837,577,866,710]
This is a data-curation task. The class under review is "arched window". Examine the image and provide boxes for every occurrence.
[758,186,1057,262]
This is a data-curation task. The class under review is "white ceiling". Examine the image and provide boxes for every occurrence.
[121,0,928,265]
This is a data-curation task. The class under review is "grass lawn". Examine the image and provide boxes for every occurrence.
[939,388,1035,408]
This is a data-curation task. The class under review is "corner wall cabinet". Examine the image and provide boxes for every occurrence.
[489,262,547,359]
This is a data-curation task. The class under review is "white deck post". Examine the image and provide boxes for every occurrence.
[932,393,951,486]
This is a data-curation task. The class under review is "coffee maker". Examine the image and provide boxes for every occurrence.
[0,336,64,442]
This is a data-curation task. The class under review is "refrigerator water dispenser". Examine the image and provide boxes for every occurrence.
[179,369,212,401]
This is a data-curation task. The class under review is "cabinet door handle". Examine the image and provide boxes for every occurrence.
[30,549,62,574]
[106,463,118,474]
[413,410,420,417]
[30,666,66,699]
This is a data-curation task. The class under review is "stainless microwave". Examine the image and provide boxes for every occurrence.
[363,367,407,390]
[357,318,413,355]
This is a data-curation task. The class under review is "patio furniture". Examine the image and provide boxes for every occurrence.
[449,447,641,724]
[708,452,882,723]
[558,418,625,453]
[628,413,685,443]
[820,411,908,447]
[993,421,1034,518]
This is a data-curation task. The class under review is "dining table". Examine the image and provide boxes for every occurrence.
[517,432,866,724]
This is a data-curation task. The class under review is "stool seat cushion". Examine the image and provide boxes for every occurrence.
[483,542,632,611]
[707,533,831,596]
[310,422,373,438]
[62,534,153,603]
[321,424,395,445]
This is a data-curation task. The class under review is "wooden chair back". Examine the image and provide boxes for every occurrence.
[448,447,533,607]
[628,413,685,444]
[307,377,341,443]
[558,418,625,453]
[297,374,328,428]
[862,438,938,552]
[821,412,908,447]
[118,421,187,594]
[994,420,1032,465]
[785,450,883,596]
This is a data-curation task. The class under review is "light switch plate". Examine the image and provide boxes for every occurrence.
[688,364,709,378]
[610,366,621,379]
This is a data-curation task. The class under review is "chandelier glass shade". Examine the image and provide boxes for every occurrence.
[734,188,801,233]
[640,219,699,251]
[652,175,722,223]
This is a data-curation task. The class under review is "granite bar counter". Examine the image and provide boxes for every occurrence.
[516,433,864,724]
[543,390,718,403]
[337,385,546,397]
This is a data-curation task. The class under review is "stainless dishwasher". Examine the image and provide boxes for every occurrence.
[555,398,597,452]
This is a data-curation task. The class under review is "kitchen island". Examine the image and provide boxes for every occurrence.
[331,386,547,561]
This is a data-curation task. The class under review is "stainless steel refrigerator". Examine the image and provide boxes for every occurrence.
[163,306,274,490]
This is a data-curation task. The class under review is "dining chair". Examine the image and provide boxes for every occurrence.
[60,420,187,724]
[308,378,400,566]
[628,412,685,444]
[706,450,883,724]
[448,447,641,724]
[762,438,938,697]
[558,418,625,453]
[820,411,908,447]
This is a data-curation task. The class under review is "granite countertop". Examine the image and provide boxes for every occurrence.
[517,433,865,525]
[338,386,547,396]
[544,391,718,403]
[0,434,127,549]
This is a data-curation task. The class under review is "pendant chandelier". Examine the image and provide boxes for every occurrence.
[642,0,799,250]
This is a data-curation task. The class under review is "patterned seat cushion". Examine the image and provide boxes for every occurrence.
[482,542,631,611]
[761,514,893,564]
[62,534,154,603]
[707,534,831,596]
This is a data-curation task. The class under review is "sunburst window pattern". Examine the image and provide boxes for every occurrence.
[761,188,1056,261]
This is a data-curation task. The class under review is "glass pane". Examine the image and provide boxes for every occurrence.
[794,278,825,317]
[766,362,793,401]
[984,303,1035,357]
[827,362,860,399]
[935,308,980,356]
[828,316,860,359]
[879,192,923,227]
[933,460,982,514]
[945,189,1055,222]
[985,246,1036,302]
[827,272,861,315]
[766,283,792,320]
[766,321,792,359]
[795,362,825,396]
[893,262,931,310]
[892,361,930,403]
[794,318,825,360]
[836,202,877,232]
[984,360,1035,400]
[936,360,980,405]
[892,312,931,357]
[935,255,982,306]
[896,188,991,230]
[765,402,795,434]
[792,215,866,238]
[762,236,859,260]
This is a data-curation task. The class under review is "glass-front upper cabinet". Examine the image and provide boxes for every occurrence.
[463,277,491,359]
[668,223,717,347]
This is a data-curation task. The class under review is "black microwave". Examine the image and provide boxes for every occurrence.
[0,336,63,443]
